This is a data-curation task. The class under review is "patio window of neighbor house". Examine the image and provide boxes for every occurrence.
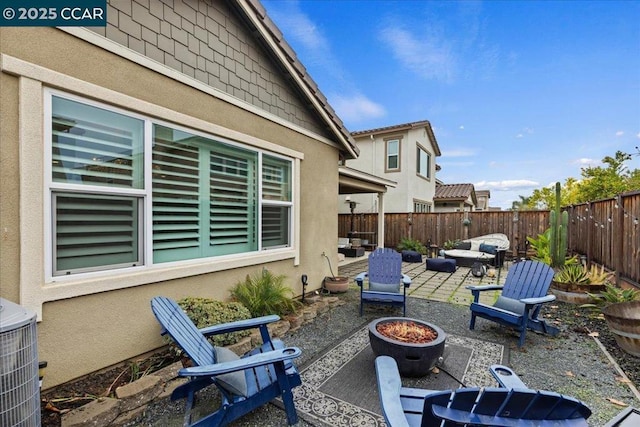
[49,94,293,276]
[417,145,431,179]
[386,139,400,171]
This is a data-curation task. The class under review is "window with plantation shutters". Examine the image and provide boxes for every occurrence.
[48,93,294,277]
[51,96,144,275]
[209,145,258,255]
[262,155,292,248]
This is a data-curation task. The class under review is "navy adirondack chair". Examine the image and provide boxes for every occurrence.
[375,355,591,427]
[467,260,558,347]
[355,248,412,316]
[150,296,302,427]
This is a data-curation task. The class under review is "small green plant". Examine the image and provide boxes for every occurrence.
[442,239,460,250]
[230,269,301,317]
[582,283,640,310]
[527,229,577,266]
[397,237,426,254]
[586,264,613,284]
[553,264,590,285]
[177,297,252,347]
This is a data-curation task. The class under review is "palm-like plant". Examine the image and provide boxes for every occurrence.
[230,269,301,317]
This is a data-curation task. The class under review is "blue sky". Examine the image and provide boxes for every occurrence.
[261,0,640,209]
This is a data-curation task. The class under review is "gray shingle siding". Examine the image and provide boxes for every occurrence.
[89,0,329,137]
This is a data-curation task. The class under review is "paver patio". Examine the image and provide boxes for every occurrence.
[338,253,507,307]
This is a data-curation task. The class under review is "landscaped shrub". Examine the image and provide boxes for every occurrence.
[176,297,253,347]
[397,237,426,254]
[230,269,301,317]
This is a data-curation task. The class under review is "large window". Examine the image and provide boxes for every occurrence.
[417,145,431,179]
[49,94,293,276]
[386,139,400,171]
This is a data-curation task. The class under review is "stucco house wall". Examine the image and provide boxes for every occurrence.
[339,121,440,214]
[0,0,354,388]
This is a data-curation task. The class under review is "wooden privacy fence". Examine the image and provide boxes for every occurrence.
[338,190,640,287]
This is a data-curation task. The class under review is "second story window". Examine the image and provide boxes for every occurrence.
[386,139,400,171]
[417,145,431,179]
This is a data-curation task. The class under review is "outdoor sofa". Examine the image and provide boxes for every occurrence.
[443,233,509,267]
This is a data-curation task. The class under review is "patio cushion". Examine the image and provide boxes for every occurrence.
[369,282,401,293]
[480,243,498,254]
[401,250,422,263]
[214,346,248,396]
[454,241,472,250]
[427,258,456,273]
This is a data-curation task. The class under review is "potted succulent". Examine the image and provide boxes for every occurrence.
[550,264,612,304]
[582,284,640,356]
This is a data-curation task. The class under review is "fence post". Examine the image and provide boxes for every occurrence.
[615,195,624,287]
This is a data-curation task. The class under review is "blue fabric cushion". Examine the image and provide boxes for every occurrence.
[426,258,457,272]
[214,346,248,396]
[479,243,498,254]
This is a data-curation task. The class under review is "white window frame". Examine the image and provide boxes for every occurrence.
[385,138,401,172]
[416,144,431,180]
[8,55,302,319]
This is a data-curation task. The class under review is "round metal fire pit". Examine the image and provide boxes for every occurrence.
[369,317,446,377]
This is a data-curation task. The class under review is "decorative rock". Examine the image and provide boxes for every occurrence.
[115,375,162,412]
[285,313,305,331]
[323,296,342,308]
[151,361,182,383]
[311,300,330,314]
[304,295,323,304]
[110,404,147,426]
[61,397,120,427]
[302,307,317,322]
[268,320,290,337]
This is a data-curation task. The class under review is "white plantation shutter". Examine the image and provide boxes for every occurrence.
[261,155,292,248]
[53,193,141,274]
[209,147,258,255]
[152,127,202,263]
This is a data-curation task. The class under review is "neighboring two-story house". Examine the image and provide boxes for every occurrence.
[339,120,441,214]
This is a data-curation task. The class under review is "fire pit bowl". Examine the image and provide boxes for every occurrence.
[369,317,446,377]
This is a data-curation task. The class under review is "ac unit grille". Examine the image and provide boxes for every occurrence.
[0,299,40,427]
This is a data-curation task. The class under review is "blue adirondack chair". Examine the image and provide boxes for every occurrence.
[150,296,302,427]
[467,260,559,347]
[355,248,412,316]
[375,355,591,427]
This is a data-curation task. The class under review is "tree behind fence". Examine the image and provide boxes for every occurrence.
[338,191,640,287]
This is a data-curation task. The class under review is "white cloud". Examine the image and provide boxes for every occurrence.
[516,127,533,138]
[636,132,640,139]
[329,94,385,123]
[574,158,598,166]
[475,179,539,191]
[379,26,455,81]
[459,125,465,130]
[615,131,624,137]
[441,148,476,157]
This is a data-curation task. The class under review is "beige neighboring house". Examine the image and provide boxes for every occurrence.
[339,120,441,214]
[0,0,361,388]
[475,190,491,211]
[433,183,478,212]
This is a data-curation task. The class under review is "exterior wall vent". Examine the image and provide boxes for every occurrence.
[0,298,40,426]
